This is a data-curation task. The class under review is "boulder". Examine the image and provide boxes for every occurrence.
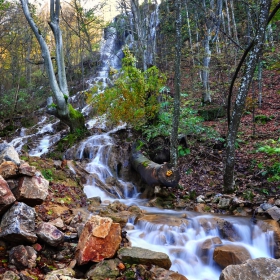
[0,202,37,243]
[13,175,49,206]
[219,257,280,280]
[215,218,241,241]
[36,222,64,247]
[266,206,280,221]
[137,214,189,228]
[197,237,222,263]
[75,215,122,265]
[0,143,20,166]
[9,245,37,270]
[213,244,251,268]
[18,162,37,176]
[86,258,121,280]
[118,247,172,270]
[0,175,16,215]
[0,161,18,179]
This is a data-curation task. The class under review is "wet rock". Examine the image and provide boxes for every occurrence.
[197,237,222,263]
[118,247,172,269]
[219,257,280,280]
[213,244,251,268]
[9,245,37,270]
[256,219,280,258]
[137,214,189,228]
[75,215,122,265]
[215,218,241,241]
[36,222,64,247]
[0,161,18,179]
[45,268,76,280]
[85,258,121,279]
[0,175,16,215]
[0,202,37,243]
[13,175,49,206]
[1,271,20,280]
[150,267,189,280]
[18,162,37,176]
[266,206,280,221]
[0,143,20,166]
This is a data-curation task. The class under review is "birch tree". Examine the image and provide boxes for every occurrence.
[223,0,272,192]
[20,0,85,132]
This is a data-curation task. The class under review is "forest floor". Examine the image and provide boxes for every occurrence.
[176,68,280,210]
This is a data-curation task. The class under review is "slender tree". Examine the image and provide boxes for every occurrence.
[223,0,272,192]
[170,0,182,167]
[20,0,85,132]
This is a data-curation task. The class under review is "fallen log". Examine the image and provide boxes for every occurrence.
[130,143,180,188]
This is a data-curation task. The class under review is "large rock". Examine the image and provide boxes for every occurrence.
[0,175,16,215]
[213,244,251,268]
[0,143,20,166]
[9,245,37,270]
[256,219,280,258]
[45,268,76,280]
[13,175,49,206]
[266,206,280,221]
[118,247,172,270]
[18,162,37,177]
[0,202,37,243]
[85,258,121,280]
[75,215,122,265]
[36,222,64,247]
[0,161,18,179]
[1,271,20,280]
[197,237,222,263]
[219,257,280,280]
[137,214,189,227]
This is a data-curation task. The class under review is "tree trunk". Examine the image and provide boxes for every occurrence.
[20,0,85,133]
[223,0,271,193]
[170,0,182,167]
[131,143,180,188]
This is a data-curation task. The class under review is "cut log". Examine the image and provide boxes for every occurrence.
[130,143,180,188]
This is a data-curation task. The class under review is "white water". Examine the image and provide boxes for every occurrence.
[7,9,276,280]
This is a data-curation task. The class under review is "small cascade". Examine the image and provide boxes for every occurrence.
[127,212,274,280]
[9,117,66,154]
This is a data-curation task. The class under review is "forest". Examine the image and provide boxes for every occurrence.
[0,0,280,279]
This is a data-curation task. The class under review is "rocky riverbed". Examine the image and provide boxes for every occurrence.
[1,143,280,280]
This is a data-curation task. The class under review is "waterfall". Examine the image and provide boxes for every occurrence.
[7,7,276,280]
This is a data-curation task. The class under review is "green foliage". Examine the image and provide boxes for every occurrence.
[255,115,274,124]
[93,46,166,129]
[178,145,190,157]
[256,139,280,183]
[42,169,54,181]
[243,190,254,201]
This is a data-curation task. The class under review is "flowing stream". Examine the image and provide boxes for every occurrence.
[7,9,275,280]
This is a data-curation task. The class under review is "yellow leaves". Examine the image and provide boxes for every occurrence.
[166,170,173,177]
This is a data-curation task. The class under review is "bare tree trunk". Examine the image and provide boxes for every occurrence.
[20,0,85,132]
[223,0,271,193]
[170,0,182,167]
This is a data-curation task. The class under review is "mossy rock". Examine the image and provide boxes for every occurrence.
[198,106,226,121]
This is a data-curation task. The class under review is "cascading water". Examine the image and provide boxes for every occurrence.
[7,6,276,280]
